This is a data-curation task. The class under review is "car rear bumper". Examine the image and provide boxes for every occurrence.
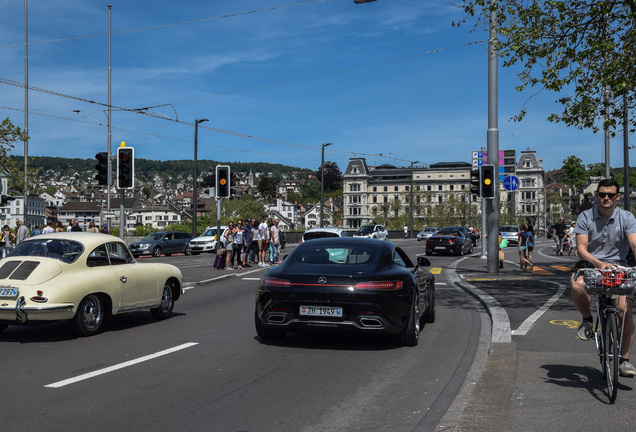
[0,296,75,323]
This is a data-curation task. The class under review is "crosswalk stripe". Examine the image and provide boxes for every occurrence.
[530,266,554,275]
[551,265,572,273]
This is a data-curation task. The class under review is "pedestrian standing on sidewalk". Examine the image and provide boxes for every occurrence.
[403,225,408,238]
[15,220,30,244]
[223,222,236,270]
[1,225,16,258]
[571,178,636,377]
[526,224,535,267]
[232,220,245,270]
[243,219,252,268]
[250,219,259,264]
[258,216,270,267]
[271,219,280,264]
[517,224,532,271]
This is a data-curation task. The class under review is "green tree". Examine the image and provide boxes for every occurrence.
[316,162,342,192]
[1,117,38,193]
[300,178,321,205]
[221,195,266,224]
[562,155,588,191]
[456,1,636,136]
[258,177,278,201]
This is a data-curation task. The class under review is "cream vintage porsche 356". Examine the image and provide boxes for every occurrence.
[0,233,183,336]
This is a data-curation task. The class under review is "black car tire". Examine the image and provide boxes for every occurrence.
[394,297,420,347]
[152,246,162,257]
[150,282,175,321]
[468,244,474,254]
[184,246,192,256]
[71,294,105,337]
[255,311,286,340]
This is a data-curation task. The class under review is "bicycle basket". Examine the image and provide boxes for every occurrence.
[581,268,636,295]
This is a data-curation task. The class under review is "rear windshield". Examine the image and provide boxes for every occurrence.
[438,230,460,236]
[9,239,84,263]
[304,232,341,241]
[293,245,379,265]
[500,226,519,233]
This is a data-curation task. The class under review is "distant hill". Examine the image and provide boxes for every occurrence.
[10,155,316,181]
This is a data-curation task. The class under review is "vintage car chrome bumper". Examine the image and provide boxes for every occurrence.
[0,296,75,323]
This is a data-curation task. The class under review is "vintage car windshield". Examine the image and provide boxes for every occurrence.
[293,245,380,265]
[9,239,84,263]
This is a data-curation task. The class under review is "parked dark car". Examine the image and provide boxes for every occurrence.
[426,229,473,256]
[129,231,193,257]
[255,237,435,346]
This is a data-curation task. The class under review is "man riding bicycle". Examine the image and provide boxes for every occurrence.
[571,179,636,377]
[553,217,568,255]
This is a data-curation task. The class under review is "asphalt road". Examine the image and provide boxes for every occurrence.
[0,241,485,432]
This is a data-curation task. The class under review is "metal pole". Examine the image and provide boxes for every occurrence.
[320,143,333,228]
[107,5,112,219]
[193,119,208,238]
[119,189,124,240]
[193,122,198,238]
[624,92,630,211]
[409,161,418,238]
[24,0,28,225]
[486,0,500,273]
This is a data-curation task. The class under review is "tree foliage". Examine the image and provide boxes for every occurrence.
[316,162,342,192]
[0,118,39,193]
[562,155,588,190]
[456,1,636,135]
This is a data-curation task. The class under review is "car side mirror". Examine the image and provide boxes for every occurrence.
[417,256,431,267]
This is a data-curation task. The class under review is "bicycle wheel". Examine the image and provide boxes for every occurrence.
[604,312,619,403]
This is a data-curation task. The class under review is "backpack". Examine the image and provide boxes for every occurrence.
[527,232,534,247]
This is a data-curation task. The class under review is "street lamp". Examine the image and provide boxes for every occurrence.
[320,142,333,228]
[410,161,420,239]
[193,118,208,237]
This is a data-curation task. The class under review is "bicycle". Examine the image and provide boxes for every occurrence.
[576,266,636,403]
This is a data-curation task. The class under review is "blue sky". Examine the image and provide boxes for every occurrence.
[0,0,629,174]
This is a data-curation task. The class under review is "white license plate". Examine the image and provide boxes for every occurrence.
[0,287,18,297]
[300,305,343,317]
[435,246,446,250]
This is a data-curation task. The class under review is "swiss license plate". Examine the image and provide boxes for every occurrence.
[0,287,18,297]
[300,305,343,317]
[435,246,446,250]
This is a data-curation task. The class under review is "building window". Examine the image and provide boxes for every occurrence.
[427,185,432,191]
[394,186,398,192]
[383,186,388,192]
[372,196,377,203]
[372,186,377,192]
[438,185,443,191]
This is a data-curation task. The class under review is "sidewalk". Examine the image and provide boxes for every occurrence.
[439,252,571,431]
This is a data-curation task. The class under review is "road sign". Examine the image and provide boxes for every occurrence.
[503,175,520,192]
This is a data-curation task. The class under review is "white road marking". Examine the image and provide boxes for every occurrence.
[44,342,199,388]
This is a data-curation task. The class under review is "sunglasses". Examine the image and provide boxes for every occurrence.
[598,192,617,199]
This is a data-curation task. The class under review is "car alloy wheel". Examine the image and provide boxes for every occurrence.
[71,294,104,337]
[152,246,162,257]
[151,282,175,320]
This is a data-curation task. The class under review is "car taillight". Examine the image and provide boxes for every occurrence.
[30,290,48,303]
[448,239,456,244]
[354,281,403,290]
[260,277,292,287]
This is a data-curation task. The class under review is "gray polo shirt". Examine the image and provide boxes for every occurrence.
[574,205,636,265]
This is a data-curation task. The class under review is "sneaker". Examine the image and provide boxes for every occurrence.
[577,320,593,341]
[620,361,636,377]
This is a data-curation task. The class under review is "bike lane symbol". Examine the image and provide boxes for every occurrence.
[550,319,580,329]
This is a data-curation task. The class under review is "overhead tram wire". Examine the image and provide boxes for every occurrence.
[0,0,331,49]
[0,104,317,163]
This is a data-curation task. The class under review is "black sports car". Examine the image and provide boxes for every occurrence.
[255,237,435,346]
[425,229,473,256]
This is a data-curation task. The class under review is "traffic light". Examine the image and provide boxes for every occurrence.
[94,151,109,186]
[470,167,481,197]
[117,146,134,189]
[1,195,15,205]
[215,165,230,198]
[480,164,496,199]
